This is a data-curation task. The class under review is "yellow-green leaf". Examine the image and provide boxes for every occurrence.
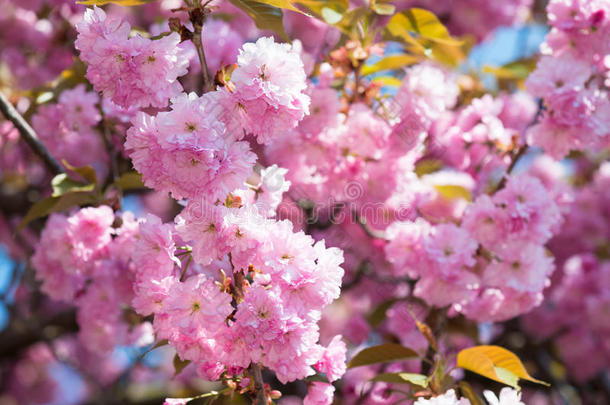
[77,0,155,5]
[362,54,419,75]
[414,159,443,177]
[255,0,305,13]
[396,8,460,44]
[115,172,145,191]
[434,185,472,201]
[51,173,95,197]
[371,76,402,87]
[371,372,428,387]
[457,345,549,389]
[17,192,97,231]
[494,366,520,389]
[384,9,466,66]
[229,0,289,40]
[371,0,395,15]
[321,6,343,24]
[62,160,97,185]
[348,343,419,368]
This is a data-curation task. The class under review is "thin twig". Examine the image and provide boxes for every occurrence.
[494,144,529,192]
[0,91,64,174]
[352,209,386,239]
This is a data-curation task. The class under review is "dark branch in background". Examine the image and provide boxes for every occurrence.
[0,91,64,175]
[0,310,78,359]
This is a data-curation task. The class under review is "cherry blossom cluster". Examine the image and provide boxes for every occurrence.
[32,206,153,353]
[132,208,346,385]
[77,5,346,393]
[5,0,610,403]
[523,162,610,382]
[75,6,189,109]
[31,84,108,177]
[525,0,610,158]
[385,172,563,322]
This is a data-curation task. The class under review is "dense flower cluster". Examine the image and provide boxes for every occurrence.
[4,0,608,403]
[523,162,610,382]
[32,206,152,353]
[75,6,188,109]
[132,206,346,384]
[31,84,108,177]
[385,172,562,321]
[525,0,610,158]
[125,92,256,200]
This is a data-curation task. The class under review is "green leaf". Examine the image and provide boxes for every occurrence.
[321,6,343,24]
[229,0,289,40]
[17,192,97,231]
[62,160,97,185]
[77,0,155,5]
[115,172,145,191]
[51,173,95,197]
[371,372,428,387]
[457,345,549,389]
[173,354,191,376]
[494,366,520,390]
[361,54,419,75]
[348,343,419,368]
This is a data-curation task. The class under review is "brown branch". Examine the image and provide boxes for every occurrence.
[0,91,64,175]
[249,363,268,405]
[189,7,213,93]
[494,144,529,192]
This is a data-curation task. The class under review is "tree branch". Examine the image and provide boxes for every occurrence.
[494,144,529,192]
[249,363,267,405]
[189,7,213,93]
[0,91,64,175]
